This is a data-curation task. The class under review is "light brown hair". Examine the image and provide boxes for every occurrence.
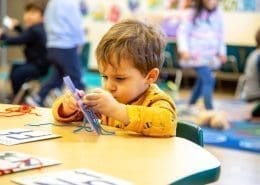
[96,19,166,76]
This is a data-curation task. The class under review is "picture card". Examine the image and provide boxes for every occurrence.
[0,151,60,176]
[12,168,132,185]
[0,128,61,145]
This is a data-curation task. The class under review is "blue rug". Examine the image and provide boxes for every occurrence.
[203,121,260,153]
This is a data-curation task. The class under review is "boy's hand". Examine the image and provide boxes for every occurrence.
[9,18,19,30]
[3,16,19,30]
[83,88,128,123]
[62,90,84,116]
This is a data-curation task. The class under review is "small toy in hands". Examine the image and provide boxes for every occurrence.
[63,76,114,135]
[2,16,13,29]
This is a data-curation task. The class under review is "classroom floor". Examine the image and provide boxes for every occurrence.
[0,68,259,185]
[178,89,259,185]
[207,146,260,185]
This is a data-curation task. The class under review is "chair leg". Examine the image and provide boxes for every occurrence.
[234,74,246,99]
[174,69,183,90]
[12,82,31,104]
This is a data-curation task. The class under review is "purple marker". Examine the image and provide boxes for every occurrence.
[63,76,101,134]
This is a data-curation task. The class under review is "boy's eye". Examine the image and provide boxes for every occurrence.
[115,77,126,81]
[101,75,108,80]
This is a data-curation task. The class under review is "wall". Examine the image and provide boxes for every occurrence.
[224,12,260,46]
[85,9,260,69]
[6,0,26,62]
[3,1,260,69]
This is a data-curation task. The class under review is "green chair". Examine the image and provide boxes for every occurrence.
[171,167,221,185]
[173,121,220,185]
[176,120,204,147]
[12,67,54,105]
[80,42,90,71]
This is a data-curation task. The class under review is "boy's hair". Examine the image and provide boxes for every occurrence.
[96,19,166,76]
[256,28,260,48]
[25,0,48,14]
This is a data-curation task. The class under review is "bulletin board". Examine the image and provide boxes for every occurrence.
[221,0,260,12]
[82,0,260,70]
[82,0,181,69]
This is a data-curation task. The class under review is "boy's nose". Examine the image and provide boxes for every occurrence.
[105,80,116,92]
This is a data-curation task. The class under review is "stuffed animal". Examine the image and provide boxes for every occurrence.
[196,110,230,130]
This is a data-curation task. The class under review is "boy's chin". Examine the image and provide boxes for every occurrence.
[114,97,124,104]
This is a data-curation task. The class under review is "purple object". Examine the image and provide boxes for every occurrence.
[161,17,180,37]
[63,76,101,134]
[80,0,89,16]
[128,0,140,12]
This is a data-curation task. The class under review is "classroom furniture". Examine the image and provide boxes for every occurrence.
[234,74,246,99]
[11,66,56,105]
[11,80,37,104]
[176,121,204,147]
[10,41,91,105]
[163,41,256,92]
[0,104,220,185]
[80,42,90,72]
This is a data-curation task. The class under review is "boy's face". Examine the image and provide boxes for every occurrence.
[23,9,43,27]
[99,56,150,104]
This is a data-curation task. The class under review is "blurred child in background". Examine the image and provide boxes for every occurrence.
[52,19,177,137]
[241,28,260,102]
[0,0,49,97]
[28,0,85,106]
[177,0,226,110]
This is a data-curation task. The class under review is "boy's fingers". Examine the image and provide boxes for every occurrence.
[84,100,98,107]
[75,89,85,98]
[84,93,100,100]
[90,88,103,93]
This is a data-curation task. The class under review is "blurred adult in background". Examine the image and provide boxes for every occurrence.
[177,0,226,110]
[241,28,260,102]
[0,0,49,97]
[29,0,85,106]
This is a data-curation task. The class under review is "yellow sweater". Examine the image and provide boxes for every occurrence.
[52,84,177,137]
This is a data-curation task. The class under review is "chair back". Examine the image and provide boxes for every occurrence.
[80,42,90,71]
[176,121,204,147]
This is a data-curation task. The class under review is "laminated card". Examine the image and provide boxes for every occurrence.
[0,151,60,176]
[0,128,61,145]
[12,168,132,185]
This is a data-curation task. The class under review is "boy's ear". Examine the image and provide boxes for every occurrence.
[145,68,160,84]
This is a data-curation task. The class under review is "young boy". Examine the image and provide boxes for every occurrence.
[52,19,177,137]
[0,0,49,96]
